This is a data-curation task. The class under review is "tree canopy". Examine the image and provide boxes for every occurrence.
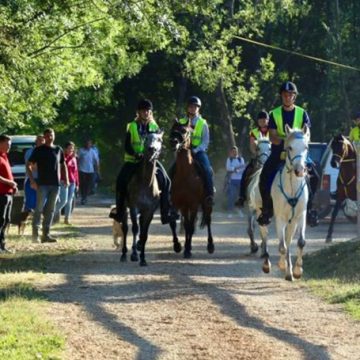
[1,0,360,180]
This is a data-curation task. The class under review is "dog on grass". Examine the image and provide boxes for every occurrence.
[8,209,32,235]
[109,206,123,249]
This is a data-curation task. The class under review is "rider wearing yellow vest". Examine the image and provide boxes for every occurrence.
[111,99,174,224]
[349,112,360,142]
[236,110,269,207]
[257,81,312,226]
[178,96,215,205]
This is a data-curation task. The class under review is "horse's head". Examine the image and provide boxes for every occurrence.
[255,135,271,166]
[143,131,163,162]
[330,134,348,168]
[169,120,192,151]
[284,124,309,177]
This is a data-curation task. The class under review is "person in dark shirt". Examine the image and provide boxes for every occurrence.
[257,81,311,226]
[27,128,69,243]
[0,135,18,253]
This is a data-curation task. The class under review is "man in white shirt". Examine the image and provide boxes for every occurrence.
[77,139,99,205]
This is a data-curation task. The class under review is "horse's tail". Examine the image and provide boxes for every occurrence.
[200,204,211,229]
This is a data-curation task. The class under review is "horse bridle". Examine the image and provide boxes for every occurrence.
[332,139,355,164]
[256,142,270,165]
[171,127,192,151]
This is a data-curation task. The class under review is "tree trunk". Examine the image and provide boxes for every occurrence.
[215,79,236,147]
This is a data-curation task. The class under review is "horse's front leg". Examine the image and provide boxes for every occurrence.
[129,208,139,262]
[294,213,306,279]
[120,212,128,262]
[326,199,342,243]
[139,213,153,266]
[183,211,196,258]
[275,218,287,272]
[284,221,298,281]
[169,219,182,253]
[248,210,259,254]
[206,213,214,254]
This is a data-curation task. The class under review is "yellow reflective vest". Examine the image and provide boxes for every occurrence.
[179,116,207,147]
[349,126,360,142]
[250,127,269,140]
[271,105,304,138]
[124,120,159,163]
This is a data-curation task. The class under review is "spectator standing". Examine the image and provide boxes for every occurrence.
[77,139,99,205]
[0,135,18,253]
[226,146,245,218]
[349,112,360,142]
[27,128,68,243]
[55,141,79,224]
[24,135,45,211]
[90,143,100,194]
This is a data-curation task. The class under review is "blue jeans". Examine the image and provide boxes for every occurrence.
[32,185,60,232]
[193,151,214,197]
[24,178,37,211]
[227,179,241,211]
[56,183,76,219]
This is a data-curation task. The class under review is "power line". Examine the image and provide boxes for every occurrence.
[234,35,360,72]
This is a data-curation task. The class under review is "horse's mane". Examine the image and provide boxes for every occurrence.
[333,134,355,159]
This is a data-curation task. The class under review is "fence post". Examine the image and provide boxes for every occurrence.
[354,141,360,237]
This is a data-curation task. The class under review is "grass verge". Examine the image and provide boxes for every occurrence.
[304,238,360,320]
[0,224,92,359]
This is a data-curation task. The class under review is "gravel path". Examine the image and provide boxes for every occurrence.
[39,197,360,360]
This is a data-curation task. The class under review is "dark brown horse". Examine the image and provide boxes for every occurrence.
[326,134,357,242]
[169,121,214,258]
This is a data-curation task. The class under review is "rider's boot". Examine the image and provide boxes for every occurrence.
[235,196,245,208]
[257,197,273,226]
[307,209,319,227]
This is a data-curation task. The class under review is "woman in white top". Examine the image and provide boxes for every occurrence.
[226,146,245,216]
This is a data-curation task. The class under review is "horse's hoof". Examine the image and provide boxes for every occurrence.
[120,254,127,262]
[325,237,332,243]
[285,274,294,281]
[293,267,303,279]
[136,241,142,251]
[207,243,215,254]
[183,251,192,259]
[173,241,182,253]
[251,243,259,254]
[140,260,147,266]
[130,253,138,262]
[262,265,270,274]
[278,260,286,272]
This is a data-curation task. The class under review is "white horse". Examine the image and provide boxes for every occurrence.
[246,136,271,256]
[269,125,310,281]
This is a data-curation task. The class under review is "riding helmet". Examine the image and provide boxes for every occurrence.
[187,96,202,107]
[354,111,360,119]
[137,99,153,111]
[279,81,298,95]
[257,110,269,120]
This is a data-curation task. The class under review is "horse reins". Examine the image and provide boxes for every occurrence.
[333,139,356,198]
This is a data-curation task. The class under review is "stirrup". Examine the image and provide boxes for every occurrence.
[257,212,271,226]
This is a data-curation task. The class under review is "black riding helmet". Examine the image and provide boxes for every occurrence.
[187,96,202,107]
[137,99,153,111]
[279,81,298,95]
[257,110,269,120]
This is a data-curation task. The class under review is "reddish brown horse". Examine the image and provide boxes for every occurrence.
[326,134,357,242]
[169,121,214,258]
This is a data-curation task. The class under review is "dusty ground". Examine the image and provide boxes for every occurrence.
[33,197,360,359]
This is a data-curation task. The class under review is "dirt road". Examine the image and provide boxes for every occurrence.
[39,197,360,359]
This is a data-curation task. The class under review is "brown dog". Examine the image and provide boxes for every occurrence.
[109,206,123,249]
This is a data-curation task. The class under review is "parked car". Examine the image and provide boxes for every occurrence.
[308,141,339,218]
[8,135,36,222]
[9,135,36,192]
